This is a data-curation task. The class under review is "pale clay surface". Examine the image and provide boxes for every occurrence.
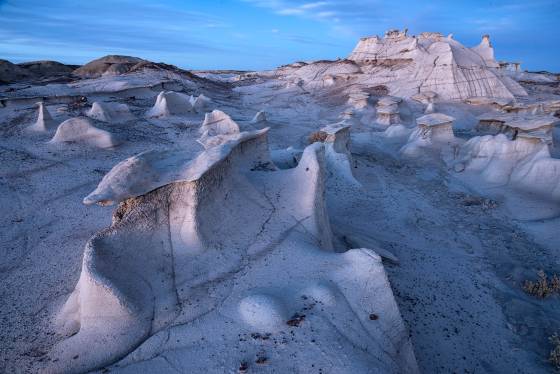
[1,30,560,374]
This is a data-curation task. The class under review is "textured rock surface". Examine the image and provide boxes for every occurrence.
[86,102,134,123]
[27,102,57,132]
[50,127,416,374]
[50,117,121,148]
[347,31,527,100]
[2,28,559,374]
[146,91,193,118]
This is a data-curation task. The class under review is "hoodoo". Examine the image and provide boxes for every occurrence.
[376,96,402,126]
[28,102,56,132]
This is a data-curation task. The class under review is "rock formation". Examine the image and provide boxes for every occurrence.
[28,102,57,132]
[376,96,402,126]
[400,113,456,157]
[348,91,370,110]
[457,134,533,182]
[0,59,34,83]
[73,55,145,78]
[320,122,361,188]
[251,110,267,124]
[50,117,120,148]
[18,60,75,77]
[50,127,417,373]
[146,91,193,118]
[190,94,212,113]
[86,101,134,123]
[198,110,242,149]
[347,31,526,100]
[476,112,557,140]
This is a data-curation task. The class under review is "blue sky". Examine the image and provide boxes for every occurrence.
[0,0,558,72]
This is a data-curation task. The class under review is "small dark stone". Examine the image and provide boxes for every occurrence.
[369,313,379,320]
[238,361,249,373]
[286,313,306,327]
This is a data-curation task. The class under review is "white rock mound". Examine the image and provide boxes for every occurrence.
[86,101,134,123]
[50,117,120,148]
[384,124,412,138]
[28,102,57,132]
[198,110,242,149]
[510,146,560,201]
[50,128,418,374]
[189,94,212,113]
[456,134,560,198]
[146,91,193,118]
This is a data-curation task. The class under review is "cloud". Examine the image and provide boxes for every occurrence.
[0,0,237,64]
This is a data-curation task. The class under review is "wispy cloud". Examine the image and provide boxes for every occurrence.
[0,0,558,71]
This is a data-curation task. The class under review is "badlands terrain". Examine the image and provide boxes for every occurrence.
[1,30,560,373]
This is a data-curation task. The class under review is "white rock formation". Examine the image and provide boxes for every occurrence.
[471,35,499,68]
[502,99,560,115]
[510,146,560,200]
[384,124,412,138]
[190,93,212,113]
[86,101,134,123]
[50,128,417,374]
[270,146,302,169]
[50,117,120,148]
[424,102,435,114]
[28,102,56,132]
[198,110,242,149]
[376,96,402,126]
[348,31,527,100]
[400,113,456,158]
[146,91,193,118]
[250,110,267,124]
[320,122,361,188]
[411,91,437,105]
[347,91,370,110]
[84,129,269,206]
[476,112,557,140]
[464,97,512,108]
[456,134,560,194]
[412,91,437,113]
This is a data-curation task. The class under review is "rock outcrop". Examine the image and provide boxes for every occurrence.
[50,126,418,374]
[146,91,193,118]
[198,110,242,149]
[347,31,527,100]
[73,55,145,78]
[476,112,557,140]
[86,101,134,123]
[376,96,402,126]
[0,59,34,83]
[190,94,212,113]
[50,117,120,148]
[400,113,456,158]
[28,102,57,132]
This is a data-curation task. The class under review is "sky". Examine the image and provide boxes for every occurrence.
[0,0,558,72]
